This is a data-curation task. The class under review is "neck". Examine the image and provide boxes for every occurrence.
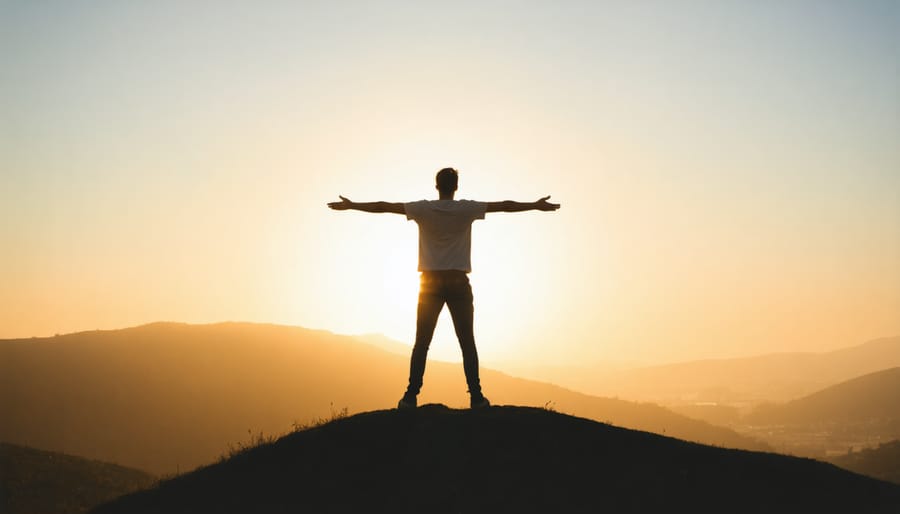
[438,192,455,200]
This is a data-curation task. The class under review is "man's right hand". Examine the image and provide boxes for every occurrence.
[535,196,561,211]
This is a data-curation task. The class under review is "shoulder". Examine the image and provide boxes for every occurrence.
[457,199,487,211]
[455,199,487,219]
[403,199,430,219]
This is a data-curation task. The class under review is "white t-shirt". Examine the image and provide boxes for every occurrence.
[404,199,488,272]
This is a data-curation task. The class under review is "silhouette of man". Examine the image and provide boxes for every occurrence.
[328,167,560,409]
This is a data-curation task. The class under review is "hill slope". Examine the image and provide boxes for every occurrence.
[92,405,900,514]
[0,322,768,475]
[828,441,900,485]
[0,442,155,514]
[562,336,900,405]
[746,367,900,426]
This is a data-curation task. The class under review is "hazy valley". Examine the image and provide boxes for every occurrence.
[500,338,900,460]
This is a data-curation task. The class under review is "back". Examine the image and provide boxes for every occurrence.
[404,199,487,272]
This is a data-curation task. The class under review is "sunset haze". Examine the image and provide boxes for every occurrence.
[2,0,898,367]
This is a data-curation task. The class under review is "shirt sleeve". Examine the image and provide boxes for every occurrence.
[404,200,426,221]
[466,200,487,221]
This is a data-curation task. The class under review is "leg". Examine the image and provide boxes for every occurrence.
[405,287,444,397]
[445,276,483,397]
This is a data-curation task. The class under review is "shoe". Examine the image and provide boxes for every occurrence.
[397,394,417,410]
[470,395,491,409]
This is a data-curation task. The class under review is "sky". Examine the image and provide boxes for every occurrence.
[2,0,898,366]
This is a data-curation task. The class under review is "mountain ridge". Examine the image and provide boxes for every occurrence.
[0,321,769,474]
[565,336,900,405]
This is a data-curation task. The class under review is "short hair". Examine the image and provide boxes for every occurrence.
[436,167,458,193]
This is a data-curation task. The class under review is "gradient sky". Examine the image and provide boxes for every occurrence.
[2,1,898,366]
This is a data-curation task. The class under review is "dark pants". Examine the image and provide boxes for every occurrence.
[405,270,482,397]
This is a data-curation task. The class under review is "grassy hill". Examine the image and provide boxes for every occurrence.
[553,336,900,405]
[828,441,900,485]
[745,367,900,426]
[0,442,155,514]
[0,322,768,475]
[91,405,900,514]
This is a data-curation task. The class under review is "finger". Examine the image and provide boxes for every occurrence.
[339,195,349,202]
[539,195,551,202]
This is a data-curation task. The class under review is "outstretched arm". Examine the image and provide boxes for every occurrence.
[327,196,405,214]
[486,195,560,213]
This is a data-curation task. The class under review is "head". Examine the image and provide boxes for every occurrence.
[435,167,458,197]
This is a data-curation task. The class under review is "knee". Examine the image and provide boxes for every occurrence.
[457,336,476,350]
[413,337,432,350]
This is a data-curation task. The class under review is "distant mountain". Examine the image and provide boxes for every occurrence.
[0,322,767,475]
[0,442,155,514]
[91,405,900,514]
[745,367,900,427]
[575,337,900,405]
[828,441,900,485]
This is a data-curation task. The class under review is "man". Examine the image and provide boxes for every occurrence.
[328,167,560,409]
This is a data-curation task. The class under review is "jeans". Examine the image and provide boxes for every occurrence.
[405,270,482,397]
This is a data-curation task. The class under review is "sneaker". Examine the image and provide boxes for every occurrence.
[397,394,417,410]
[470,395,491,409]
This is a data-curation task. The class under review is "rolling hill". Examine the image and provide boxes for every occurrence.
[745,367,900,426]
[0,322,768,475]
[0,442,155,514]
[91,405,900,514]
[732,368,900,458]
[526,336,900,406]
[827,441,900,485]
